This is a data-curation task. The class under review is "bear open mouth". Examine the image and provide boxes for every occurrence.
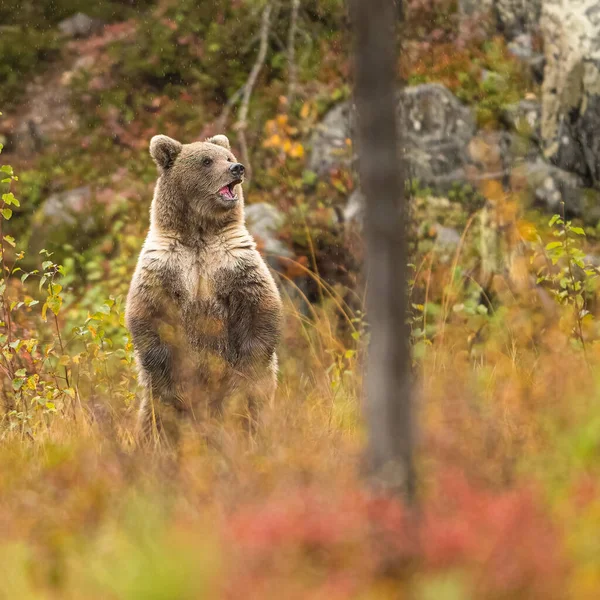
[218,180,241,201]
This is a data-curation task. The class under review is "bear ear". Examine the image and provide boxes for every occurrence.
[206,134,230,150]
[150,135,182,170]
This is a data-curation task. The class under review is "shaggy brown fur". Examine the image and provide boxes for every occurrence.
[126,134,282,442]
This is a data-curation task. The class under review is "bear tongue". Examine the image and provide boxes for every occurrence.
[219,185,234,199]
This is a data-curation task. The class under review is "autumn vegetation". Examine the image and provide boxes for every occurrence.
[1,1,600,598]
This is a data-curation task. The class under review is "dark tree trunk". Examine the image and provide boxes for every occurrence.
[350,0,415,500]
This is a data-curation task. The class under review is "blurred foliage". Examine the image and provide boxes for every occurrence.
[405,36,533,127]
[0,0,155,29]
[0,0,155,108]
[0,28,61,108]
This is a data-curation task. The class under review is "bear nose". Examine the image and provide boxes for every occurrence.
[229,163,245,178]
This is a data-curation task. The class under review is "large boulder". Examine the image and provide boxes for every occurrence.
[541,0,600,187]
[511,159,588,215]
[309,83,476,193]
[400,84,477,190]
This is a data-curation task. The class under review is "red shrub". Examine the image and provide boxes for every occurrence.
[222,472,568,599]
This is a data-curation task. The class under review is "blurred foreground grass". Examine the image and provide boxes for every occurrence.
[2,270,600,598]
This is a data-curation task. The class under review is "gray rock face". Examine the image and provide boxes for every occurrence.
[309,83,476,192]
[244,203,291,270]
[308,103,353,175]
[459,0,541,38]
[503,100,541,143]
[459,0,494,17]
[507,33,545,82]
[401,84,477,190]
[512,158,588,215]
[541,0,600,187]
[58,13,103,39]
[309,71,600,226]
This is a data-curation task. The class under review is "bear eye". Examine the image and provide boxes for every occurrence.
[227,156,233,162]
[203,157,213,167]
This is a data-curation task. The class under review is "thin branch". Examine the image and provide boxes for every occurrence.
[286,0,301,108]
[215,84,246,132]
[235,1,273,181]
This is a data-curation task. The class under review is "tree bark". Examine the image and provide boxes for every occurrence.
[350,0,415,500]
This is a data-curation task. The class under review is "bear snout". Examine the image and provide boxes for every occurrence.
[229,163,245,179]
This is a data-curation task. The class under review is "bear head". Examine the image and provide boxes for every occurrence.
[149,134,246,237]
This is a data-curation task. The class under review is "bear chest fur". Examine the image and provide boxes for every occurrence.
[143,237,264,360]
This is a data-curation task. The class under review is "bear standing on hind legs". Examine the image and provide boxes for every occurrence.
[126,134,283,443]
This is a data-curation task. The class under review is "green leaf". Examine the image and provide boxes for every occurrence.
[42,261,53,271]
[98,303,111,315]
[3,235,15,247]
[549,214,561,227]
[47,295,62,316]
[1,208,12,220]
[545,241,562,251]
[2,193,18,207]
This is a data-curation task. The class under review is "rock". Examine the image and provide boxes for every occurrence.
[503,99,541,143]
[459,0,541,38]
[494,0,542,38]
[467,130,513,175]
[343,189,365,224]
[42,187,93,227]
[433,224,462,247]
[245,203,292,269]
[508,33,534,60]
[507,33,545,82]
[28,187,97,255]
[310,83,476,193]
[541,0,600,186]
[58,13,103,39]
[308,102,353,175]
[401,84,477,191]
[459,0,494,17]
[511,159,588,216]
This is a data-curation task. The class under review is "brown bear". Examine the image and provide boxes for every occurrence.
[126,134,283,441]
